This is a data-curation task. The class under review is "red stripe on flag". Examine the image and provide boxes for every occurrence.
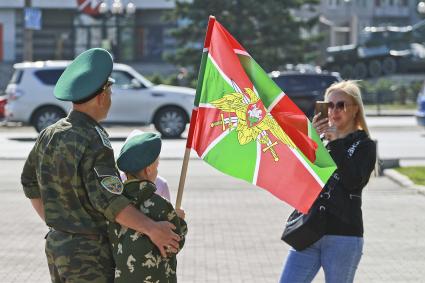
[219,23,245,51]
[256,142,321,213]
[208,22,253,92]
[189,107,230,156]
[270,95,317,162]
[186,108,198,149]
[203,16,216,49]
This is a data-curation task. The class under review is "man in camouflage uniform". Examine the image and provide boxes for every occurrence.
[21,48,180,283]
[109,132,187,283]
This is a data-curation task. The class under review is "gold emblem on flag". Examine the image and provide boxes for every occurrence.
[210,86,295,161]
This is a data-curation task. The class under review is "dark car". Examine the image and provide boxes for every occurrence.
[416,81,425,128]
[270,71,341,118]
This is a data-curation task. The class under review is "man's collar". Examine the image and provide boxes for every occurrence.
[68,110,104,130]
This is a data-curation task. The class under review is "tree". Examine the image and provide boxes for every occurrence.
[166,0,321,83]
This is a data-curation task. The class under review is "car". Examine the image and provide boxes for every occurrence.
[416,81,425,128]
[269,69,341,118]
[4,61,195,138]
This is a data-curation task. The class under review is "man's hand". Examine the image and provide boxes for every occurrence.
[30,198,45,222]
[147,221,180,257]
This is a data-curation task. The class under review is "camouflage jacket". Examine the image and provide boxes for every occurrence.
[21,110,131,235]
[108,180,188,283]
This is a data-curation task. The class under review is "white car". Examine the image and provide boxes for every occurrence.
[5,61,195,138]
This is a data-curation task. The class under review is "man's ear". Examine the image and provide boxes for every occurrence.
[96,91,105,106]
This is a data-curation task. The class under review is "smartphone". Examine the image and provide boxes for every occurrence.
[314,101,329,119]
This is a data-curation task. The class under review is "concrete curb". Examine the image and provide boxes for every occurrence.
[384,169,425,195]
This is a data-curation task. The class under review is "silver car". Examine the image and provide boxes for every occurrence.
[5,61,195,138]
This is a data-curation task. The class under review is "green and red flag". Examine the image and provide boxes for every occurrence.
[186,17,336,213]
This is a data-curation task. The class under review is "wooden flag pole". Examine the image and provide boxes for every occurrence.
[175,16,216,209]
[175,148,191,210]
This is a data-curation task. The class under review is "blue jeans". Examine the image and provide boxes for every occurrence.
[279,235,364,283]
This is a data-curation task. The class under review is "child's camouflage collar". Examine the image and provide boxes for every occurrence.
[123,179,156,201]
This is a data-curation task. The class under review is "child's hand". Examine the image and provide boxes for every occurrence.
[176,208,185,219]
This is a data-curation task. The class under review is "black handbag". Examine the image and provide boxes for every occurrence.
[281,137,365,251]
[281,196,327,251]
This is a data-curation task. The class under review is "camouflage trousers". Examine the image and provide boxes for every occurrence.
[45,230,114,283]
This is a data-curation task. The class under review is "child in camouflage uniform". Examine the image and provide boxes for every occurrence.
[108,132,187,283]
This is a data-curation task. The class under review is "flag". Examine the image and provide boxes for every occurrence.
[186,17,336,213]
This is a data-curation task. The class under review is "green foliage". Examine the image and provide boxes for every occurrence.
[358,79,422,105]
[146,73,197,87]
[166,0,320,80]
[395,167,425,186]
[148,73,164,85]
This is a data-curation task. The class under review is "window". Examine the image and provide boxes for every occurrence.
[329,0,342,7]
[10,70,23,84]
[319,76,339,89]
[34,69,65,85]
[273,75,338,96]
[111,71,145,89]
[273,75,318,94]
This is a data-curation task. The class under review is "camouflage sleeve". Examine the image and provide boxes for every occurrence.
[163,201,187,253]
[176,217,188,251]
[21,144,41,199]
[81,142,131,222]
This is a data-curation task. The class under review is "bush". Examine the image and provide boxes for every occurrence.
[358,79,421,105]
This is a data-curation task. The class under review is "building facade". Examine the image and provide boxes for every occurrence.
[0,0,176,63]
[319,0,421,47]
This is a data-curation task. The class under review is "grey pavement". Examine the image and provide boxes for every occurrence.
[1,159,425,282]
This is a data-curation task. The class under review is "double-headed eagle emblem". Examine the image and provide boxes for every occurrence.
[209,82,295,161]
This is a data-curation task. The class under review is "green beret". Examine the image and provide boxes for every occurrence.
[54,48,113,102]
[117,132,162,173]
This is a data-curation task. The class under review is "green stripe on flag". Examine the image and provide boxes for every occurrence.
[199,56,235,104]
[297,122,336,184]
[204,130,257,183]
[194,52,209,107]
[238,55,282,108]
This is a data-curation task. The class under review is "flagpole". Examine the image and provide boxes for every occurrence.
[175,16,216,210]
[175,148,190,210]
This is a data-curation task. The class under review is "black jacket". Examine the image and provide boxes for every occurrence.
[323,130,376,237]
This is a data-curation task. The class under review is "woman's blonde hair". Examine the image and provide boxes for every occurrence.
[324,80,370,136]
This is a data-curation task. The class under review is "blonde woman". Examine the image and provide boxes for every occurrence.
[279,81,376,283]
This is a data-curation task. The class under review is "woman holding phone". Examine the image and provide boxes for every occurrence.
[279,80,376,283]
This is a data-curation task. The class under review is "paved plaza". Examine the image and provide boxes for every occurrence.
[1,157,425,282]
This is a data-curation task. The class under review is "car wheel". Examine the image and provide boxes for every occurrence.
[354,62,368,79]
[154,106,188,139]
[32,106,66,132]
[341,64,354,79]
[368,60,382,78]
[382,57,397,75]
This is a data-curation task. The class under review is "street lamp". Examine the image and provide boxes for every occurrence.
[418,2,425,15]
[99,0,136,16]
[98,0,136,60]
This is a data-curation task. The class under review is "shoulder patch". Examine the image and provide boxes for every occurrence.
[101,176,124,195]
[94,166,118,178]
[95,126,112,149]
